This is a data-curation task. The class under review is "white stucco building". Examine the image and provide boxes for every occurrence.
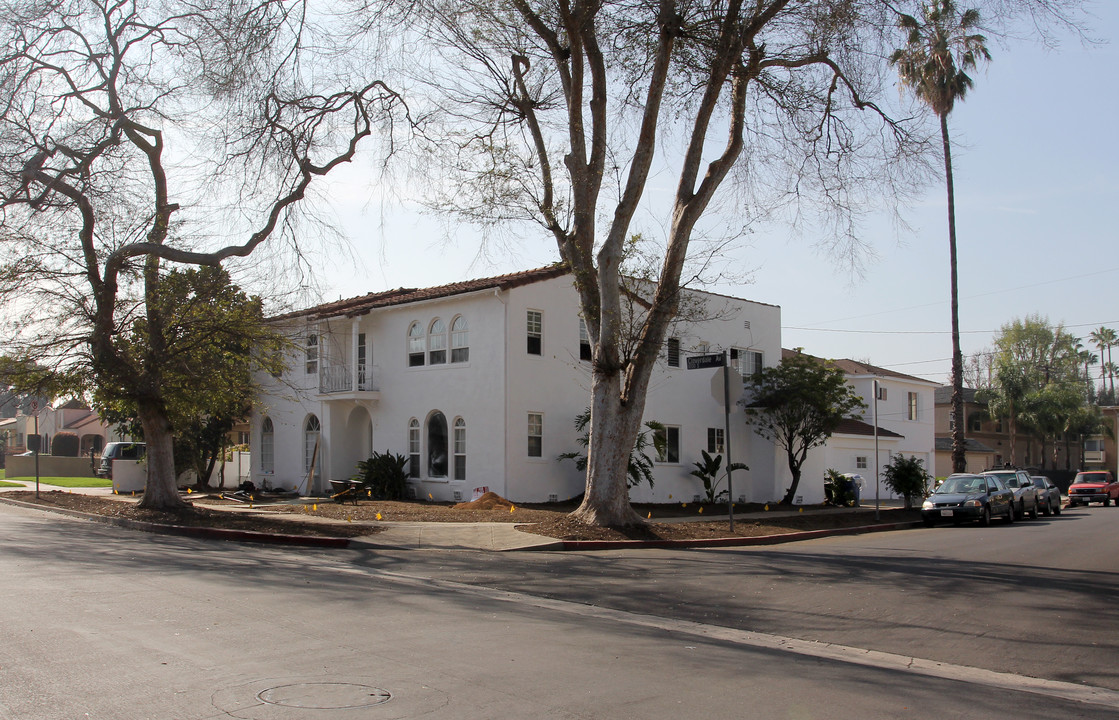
[789,352,938,502]
[250,266,786,504]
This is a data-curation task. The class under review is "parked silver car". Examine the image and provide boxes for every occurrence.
[982,469,1039,520]
[1030,475,1062,516]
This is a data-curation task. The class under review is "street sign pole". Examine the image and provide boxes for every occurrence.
[722,351,735,533]
[33,403,40,499]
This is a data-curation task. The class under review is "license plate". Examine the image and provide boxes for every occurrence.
[940,509,954,517]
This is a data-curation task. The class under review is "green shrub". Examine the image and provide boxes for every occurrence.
[689,450,748,503]
[824,468,855,507]
[350,450,410,500]
[51,432,80,457]
[881,455,931,509]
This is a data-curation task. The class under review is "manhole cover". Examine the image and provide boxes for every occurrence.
[257,682,392,710]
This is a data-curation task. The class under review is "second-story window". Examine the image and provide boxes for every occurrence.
[408,322,425,367]
[429,318,447,365]
[527,310,543,355]
[666,338,681,368]
[451,316,469,363]
[731,348,762,382]
[579,318,592,362]
[908,392,919,421]
[305,333,318,374]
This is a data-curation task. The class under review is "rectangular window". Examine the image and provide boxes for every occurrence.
[453,421,466,481]
[968,415,982,432]
[579,318,592,362]
[877,386,888,401]
[527,413,543,457]
[305,333,318,374]
[667,338,681,368]
[730,348,763,383]
[655,425,680,464]
[408,422,421,479]
[907,392,919,421]
[527,310,543,355]
[707,427,724,455]
[856,456,868,469]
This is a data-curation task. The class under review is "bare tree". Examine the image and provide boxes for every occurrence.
[374,1,946,526]
[0,0,405,510]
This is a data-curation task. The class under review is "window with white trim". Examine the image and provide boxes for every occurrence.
[429,318,447,365]
[451,316,469,363]
[260,417,274,474]
[579,318,592,362]
[303,415,320,475]
[408,419,420,478]
[707,427,724,455]
[655,425,680,463]
[527,413,543,457]
[856,456,868,469]
[907,392,919,421]
[730,348,763,382]
[408,322,425,367]
[428,412,448,477]
[527,310,543,355]
[453,418,466,481]
[305,333,318,374]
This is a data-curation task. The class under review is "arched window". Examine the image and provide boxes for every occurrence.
[427,412,448,478]
[408,322,425,367]
[429,318,447,365]
[303,415,320,475]
[451,316,469,363]
[408,419,420,478]
[453,417,466,480]
[261,417,275,474]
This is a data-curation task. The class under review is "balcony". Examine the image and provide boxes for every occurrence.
[318,363,381,400]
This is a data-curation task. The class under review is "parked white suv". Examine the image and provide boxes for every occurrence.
[96,442,146,479]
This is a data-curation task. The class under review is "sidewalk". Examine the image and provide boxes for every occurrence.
[0,479,914,551]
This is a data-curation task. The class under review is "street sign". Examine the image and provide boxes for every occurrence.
[686,353,725,370]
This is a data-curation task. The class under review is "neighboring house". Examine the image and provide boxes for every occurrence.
[932,386,1075,476]
[0,400,115,456]
[785,351,938,502]
[1080,405,1118,476]
[251,266,785,504]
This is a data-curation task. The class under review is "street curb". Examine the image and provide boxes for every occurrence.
[548,520,926,551]
[0,496,352,548]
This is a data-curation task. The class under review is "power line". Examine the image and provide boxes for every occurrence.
[785,319,1119,337]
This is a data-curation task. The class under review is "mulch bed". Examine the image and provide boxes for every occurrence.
[3,489,922,543]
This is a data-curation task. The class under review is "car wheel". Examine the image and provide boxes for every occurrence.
[1029,502,1039,520]
[1053,499,1062,516]
[981,505,992,526]
[1105,496,1111,507]
[1041,499,1052,517]
[1006,503,1015,524]
[922,518,936,528]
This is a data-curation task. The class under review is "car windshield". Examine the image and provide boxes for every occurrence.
[937,477,984,494]
[1032,478,1047,488]
[1073,474,1106,484]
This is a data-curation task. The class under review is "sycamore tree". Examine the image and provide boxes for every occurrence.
[744,351,865,506]
[370,0,1086,526]
[0,0,405,509]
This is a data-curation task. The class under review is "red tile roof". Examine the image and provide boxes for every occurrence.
[273,265,570,321]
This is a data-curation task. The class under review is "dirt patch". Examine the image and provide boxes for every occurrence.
[2,491,375,538]
[3,489,921,543]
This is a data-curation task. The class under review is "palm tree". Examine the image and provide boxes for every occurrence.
[1089,327,1116,397]
[891,1,989,474]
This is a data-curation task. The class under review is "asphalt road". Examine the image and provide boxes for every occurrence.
[1,501,1117,719]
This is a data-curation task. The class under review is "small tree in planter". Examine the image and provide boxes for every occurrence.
[689,450,748,504]
[51,431,80,457]
[881,455,932,509]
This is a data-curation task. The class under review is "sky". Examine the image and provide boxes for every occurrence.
[308,3,1118,387]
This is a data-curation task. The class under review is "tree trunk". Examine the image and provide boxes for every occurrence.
[780,458,803,506]
[943,114,967,475]
[571,373,646,527]
[135,399,189,511]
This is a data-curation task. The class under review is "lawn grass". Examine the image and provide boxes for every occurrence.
[0,479,25,487]
[1,476,111,488]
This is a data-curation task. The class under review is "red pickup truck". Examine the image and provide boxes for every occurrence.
[1067,471,1119,507]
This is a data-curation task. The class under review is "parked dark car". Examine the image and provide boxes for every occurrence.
[1067,471,1119,507]
[96,442,146,480]
[982,469,1039,519]
[922,473,1015,527]
[1030,475,1062,516]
